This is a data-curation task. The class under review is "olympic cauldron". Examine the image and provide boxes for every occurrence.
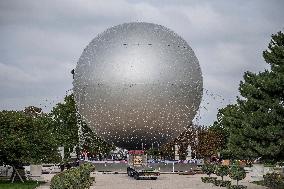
[73,22,203,150]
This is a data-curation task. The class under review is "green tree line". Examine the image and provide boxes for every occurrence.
[0,94,114,171]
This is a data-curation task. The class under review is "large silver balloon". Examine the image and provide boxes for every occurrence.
[73,22,203,150]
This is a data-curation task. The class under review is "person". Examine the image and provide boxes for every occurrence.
[210,155,218,163]
[75,159,80,167]
[59,164,65,172]
[66,163,71,170]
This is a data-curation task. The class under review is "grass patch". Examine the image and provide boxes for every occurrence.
[0,180,43,189]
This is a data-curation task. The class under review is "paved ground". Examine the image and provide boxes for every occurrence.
[36,182,50,189]
[91,173,267,189]
[35,174,54,189]
[35,172,268,189]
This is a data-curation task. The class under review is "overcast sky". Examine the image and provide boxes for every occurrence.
[0,0,283,125]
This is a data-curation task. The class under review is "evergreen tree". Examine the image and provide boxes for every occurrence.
[216,31,284,162]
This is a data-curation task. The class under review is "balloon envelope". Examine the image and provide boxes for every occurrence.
[73,22,203,149]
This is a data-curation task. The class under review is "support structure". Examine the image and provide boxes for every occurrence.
[11,166,24,183]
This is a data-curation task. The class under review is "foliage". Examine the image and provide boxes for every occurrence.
[24,106,42,117]
[219,180,231,187]
[211,119,231,158]
[202,163,215,177]
[277,162,284,167]
[51,94,79,161]
[175,125,198,159]
[160,124,198,160]
[0,180,42,189]
[214,179,223,186]
[0,109,60,166]
[263,172,284,189]
[50,163,95,189]
[215,164,229,180]
[146,148,160,159]
[229,163,246,186]
[160,141,175,160]
[196,126,224,158]
[28,114,61,164]
[214,31,284,162]
[0,93,114,170]
[213,179,232,187]
[51,94,115,161]
[160,124,225,160]
[201,176,217,183]
[80,120,115,157]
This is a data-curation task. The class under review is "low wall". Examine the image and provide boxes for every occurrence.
[92,162,197,173]
[149,163,197,172]
[0,166,13,177]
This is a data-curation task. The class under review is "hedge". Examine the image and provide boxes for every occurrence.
[263,172,284,189]
[50,163,95,189]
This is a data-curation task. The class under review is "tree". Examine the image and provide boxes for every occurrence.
[0,111,31,167]
[175,124,198,160]
[51,94,79,161]
[160,124,199,160]
[0,109,60,181]
[146,148,160,160]
[201,163,215,177]
[80,120,115,158]
[159,124,224,160]
[24,106,42,117]
[212,105,240,159]
[196,126,223,159]
[160,141,175,160]
[27,113,61,164]
[215,165,229,181]
[51,94,114,161]
[215,31,284,162]
[229,163,246,186]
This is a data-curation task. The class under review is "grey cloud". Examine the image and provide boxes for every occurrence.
[0,0,283,125]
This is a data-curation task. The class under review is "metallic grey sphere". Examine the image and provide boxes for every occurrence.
[73,22,203,150]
